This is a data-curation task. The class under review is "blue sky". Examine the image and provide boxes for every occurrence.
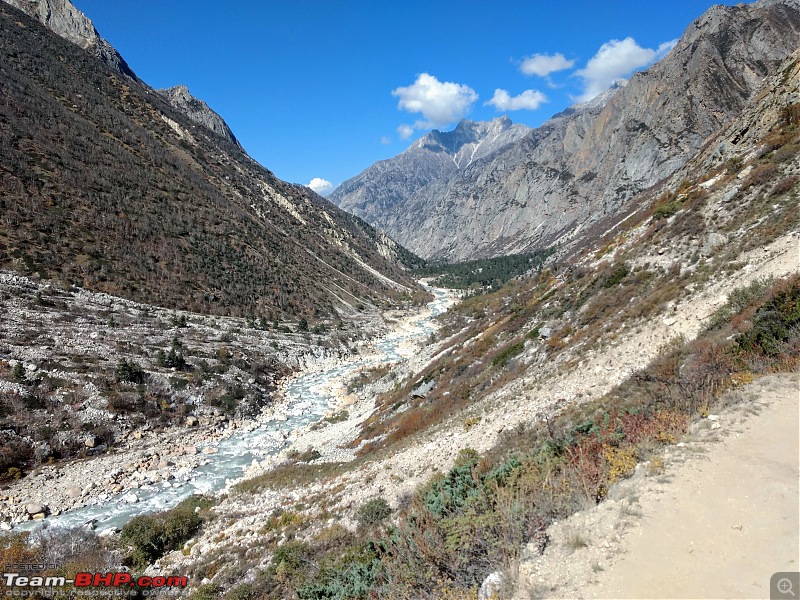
[72,1,744,194]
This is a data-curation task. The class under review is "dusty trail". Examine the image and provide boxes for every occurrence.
[588,374,799,600]
[516,373,799,600]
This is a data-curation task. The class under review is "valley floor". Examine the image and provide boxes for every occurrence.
[515,372,799,600]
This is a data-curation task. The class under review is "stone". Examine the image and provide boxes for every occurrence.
[85,435,99,448]
[65,486,82,499]
[185,416,199,427]
[25,503,45,515]
[479,571,506,600]
[701,232,728,257]
[122,493,139,504]
[98,527,120,538]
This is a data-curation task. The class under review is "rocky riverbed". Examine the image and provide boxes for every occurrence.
[0,285,456,532]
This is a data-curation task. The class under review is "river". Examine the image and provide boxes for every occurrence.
[22,286,455,533]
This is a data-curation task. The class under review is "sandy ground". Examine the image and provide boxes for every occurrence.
[515,373,799,600]
[589,374,799,600]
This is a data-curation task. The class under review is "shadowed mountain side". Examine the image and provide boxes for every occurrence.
[0,2,424,319]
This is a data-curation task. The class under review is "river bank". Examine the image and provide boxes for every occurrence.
[0,287,457,532]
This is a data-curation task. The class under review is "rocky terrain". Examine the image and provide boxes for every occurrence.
[330,117,530,227]
[2,0,136,78]
[0,0,798,598]
[136,40,799,597]
[332,0,800,261]
[152,226,798,589]
[514,372,799,599]
[0,267,406,525]
[158,85,243,149]
[2,0,245,148]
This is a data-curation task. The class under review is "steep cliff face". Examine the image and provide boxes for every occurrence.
[158,85,242,149]
[335,0,800,261]
[2,0,137,79]
[329,117,530,226]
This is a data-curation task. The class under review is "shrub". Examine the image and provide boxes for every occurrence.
[769,175,798,197]
[120,495,211,569]
[491,341,524,368]
[11,362,25,382]
[652,200,681,220]
[741,163,779,191]
[115,359,145,384]
[602,262,630,288]
[356,497,392,529]
[733,280,800,357]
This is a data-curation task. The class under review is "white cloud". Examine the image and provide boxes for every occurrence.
[397,124,414,140]
[520,53,575,77]
[656,39,678,58]
[574,37,678,102]
[380,136,391,145]
[307,177,333,196]
[485,89,548,111]
[392,73,478,128]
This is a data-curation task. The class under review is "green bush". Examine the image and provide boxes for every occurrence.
[652,200,681,220]
[491,342,525,368]
[120,495,211,569]
[734,281,800,356]
[115,359,145,384]
[602,262,630,288]
[356,497,392,529]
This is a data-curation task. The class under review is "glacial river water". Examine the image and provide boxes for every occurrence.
[24,287,454,533]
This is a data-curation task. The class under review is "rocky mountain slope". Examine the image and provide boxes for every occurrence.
[2,0,242,147]
[330,117,530,226]
[334,0,800,261]
[2,0,137,79]
[0,0,425,319]
[157,84,242,149]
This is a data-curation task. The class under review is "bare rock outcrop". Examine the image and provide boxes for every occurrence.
[157,84,242,149]
[2,0,137,79]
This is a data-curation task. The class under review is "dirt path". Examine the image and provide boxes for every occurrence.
[515,373,799,600]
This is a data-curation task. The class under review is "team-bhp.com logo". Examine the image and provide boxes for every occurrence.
[3,570,187,594]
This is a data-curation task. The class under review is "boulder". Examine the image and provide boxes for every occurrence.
[479,571,506,600]
[25,503,46,515]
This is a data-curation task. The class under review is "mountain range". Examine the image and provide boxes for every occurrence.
[331,0,800,261]
[0,0,422,319]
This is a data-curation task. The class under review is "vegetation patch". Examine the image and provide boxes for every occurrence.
[120,495,215,569]
[244,275,798,599]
